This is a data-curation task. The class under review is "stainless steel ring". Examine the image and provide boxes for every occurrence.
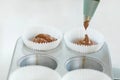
[65,56,104,72]
[18,54,58,70]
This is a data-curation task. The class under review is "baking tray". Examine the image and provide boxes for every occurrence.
[7,37,113,80]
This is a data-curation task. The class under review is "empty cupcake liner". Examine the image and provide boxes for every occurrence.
[64,27,105,54]
[22,26,63,51]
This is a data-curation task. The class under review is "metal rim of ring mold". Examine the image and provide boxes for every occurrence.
[17,54,58,70]
[65,56,105,72]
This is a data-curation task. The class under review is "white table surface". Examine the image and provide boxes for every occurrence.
[0,0,120,80]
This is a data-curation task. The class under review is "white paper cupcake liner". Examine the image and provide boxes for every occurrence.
[62,69,112,80]
[22,26,63,50]
[64,27,105,54]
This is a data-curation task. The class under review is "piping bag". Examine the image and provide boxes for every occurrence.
[84,0,100,29]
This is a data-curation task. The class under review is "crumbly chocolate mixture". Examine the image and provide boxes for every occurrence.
[32,34,57,43]
[76,20,96,46]
[73,34,96,45]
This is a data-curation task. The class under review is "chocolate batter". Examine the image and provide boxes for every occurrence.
[73,20,96,45]
[84,20,89,30]
[77,20,95,46]
[73,34,96,45]
[32,34,57,43]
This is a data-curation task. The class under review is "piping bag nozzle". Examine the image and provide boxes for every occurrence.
[84,0,100,21]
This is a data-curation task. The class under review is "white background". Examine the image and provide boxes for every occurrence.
[0,0,120,80]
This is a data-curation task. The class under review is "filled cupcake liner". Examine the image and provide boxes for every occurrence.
[64,27,105,54]
[22,26,63,50]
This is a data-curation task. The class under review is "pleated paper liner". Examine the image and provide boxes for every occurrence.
[22,26,63,51]
[64,27,105,54]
